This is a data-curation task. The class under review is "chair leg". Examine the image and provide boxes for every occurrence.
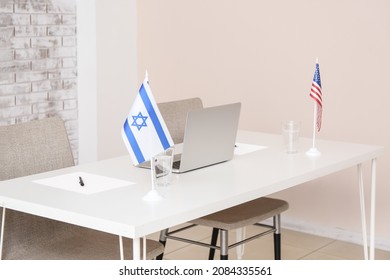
[156,228,169,260]
[220,229,228,260]
[208,228,219,260]
[273,215,281,260]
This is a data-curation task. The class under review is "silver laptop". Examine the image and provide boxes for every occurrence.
[138,102,241,173]
[172,102,241,173]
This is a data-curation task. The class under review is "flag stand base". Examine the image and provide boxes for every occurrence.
[306,147,321,156]
[143,189,163,201]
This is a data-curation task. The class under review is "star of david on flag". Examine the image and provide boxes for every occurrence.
[122,73,174,165]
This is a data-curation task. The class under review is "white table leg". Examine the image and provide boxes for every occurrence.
[370,158,377,260]
[133,237,141,260]
[357,164,369,260]
[0,207,5,260]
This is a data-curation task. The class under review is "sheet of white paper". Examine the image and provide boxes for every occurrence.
[33,172,134,195]
[234,143,268,155]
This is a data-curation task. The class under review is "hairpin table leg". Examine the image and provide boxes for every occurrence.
[370,158,377,260]
[133,238,141,260]
[357,163,369,260]
[0,206,6,260]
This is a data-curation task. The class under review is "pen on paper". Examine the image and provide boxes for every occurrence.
[79,176,84,186]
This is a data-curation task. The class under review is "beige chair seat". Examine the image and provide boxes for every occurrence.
[191,197,289,230]
[2,210,164,260]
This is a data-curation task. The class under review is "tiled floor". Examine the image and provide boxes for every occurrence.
[148,224,390,260]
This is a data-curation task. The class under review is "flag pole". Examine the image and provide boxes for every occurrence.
[306,58,321,156]
[311,101,317,148]
[306,102,321,156]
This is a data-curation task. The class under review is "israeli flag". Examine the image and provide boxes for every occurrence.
[122,73,174,165]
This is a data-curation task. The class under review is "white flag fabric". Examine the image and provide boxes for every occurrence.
[122,75,174,165]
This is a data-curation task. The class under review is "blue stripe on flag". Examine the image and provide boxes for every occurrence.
[139,84,171,149]
[123,118,145,163]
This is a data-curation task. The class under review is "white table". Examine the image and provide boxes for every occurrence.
[0,131,384,260]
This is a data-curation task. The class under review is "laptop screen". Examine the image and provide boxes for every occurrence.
[176,102,241,173]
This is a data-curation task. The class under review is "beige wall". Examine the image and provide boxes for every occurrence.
[137,0,390,249]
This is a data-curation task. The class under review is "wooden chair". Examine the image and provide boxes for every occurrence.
[0,117,163,260]
[156,98,289,260]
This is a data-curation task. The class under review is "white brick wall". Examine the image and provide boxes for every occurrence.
[0,0,78,162]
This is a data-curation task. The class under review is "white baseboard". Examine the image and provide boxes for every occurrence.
[280,217,390,252]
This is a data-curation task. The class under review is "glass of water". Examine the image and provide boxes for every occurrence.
[151,147,175,187]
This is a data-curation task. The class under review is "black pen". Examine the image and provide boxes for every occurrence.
[79,176,84,186]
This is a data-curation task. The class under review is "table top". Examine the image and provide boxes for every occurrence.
[0,131,384,239]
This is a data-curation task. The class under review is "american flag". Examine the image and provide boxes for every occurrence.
[310,62,322,131]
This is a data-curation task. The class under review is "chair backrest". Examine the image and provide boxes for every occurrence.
[0,116,74,181]
[158,97,203,144]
